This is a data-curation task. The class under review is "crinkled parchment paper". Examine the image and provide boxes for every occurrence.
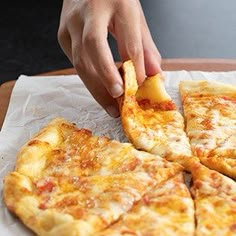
[1,71,236,235]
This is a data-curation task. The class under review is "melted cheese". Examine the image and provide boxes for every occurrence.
[136,74,171,103]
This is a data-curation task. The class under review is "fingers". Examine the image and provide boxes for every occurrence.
[114,0,162,85]
[71,39,120,118]
[114,1,145,85]
[82,17,123,98]
[57,0,74,61]
[59,4,120,117]
[57,0,162,118]
[78,69,120,118]
[71,37,120,118]
[142,33,162,76]
[138,1,162,76]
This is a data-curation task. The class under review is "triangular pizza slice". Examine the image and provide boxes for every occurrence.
[4,118,182,235]
[189,162,236,235]
[180,80,236,179]
[98,172,195,236]
[119,60,196,169]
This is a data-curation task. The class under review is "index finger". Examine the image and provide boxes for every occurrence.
[82,19,124,98]
[114,1,145,85]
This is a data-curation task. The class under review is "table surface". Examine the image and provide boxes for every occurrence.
[1,58,236,130]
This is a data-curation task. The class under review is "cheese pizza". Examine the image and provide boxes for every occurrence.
[119,60,196,169]
[180,80,236,179]
[189,162,236,236]
[98,173,195,236]
[3,118,183,236]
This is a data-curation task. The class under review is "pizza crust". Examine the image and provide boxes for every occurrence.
[180,80,236,98]
[15,118,76,179]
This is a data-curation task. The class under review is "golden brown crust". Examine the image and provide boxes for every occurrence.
[15,118,76,179]
[4,118,98,235]
[180,80,236,99]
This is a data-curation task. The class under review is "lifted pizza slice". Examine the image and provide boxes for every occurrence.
[119,60,195,168]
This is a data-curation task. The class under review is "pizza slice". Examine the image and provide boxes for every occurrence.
[180,80,236,179]
[98,172,195,236]
[3,118,182,236]
[119,60,196,168]
[189,162,236,236]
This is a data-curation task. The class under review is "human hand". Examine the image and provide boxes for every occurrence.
[58,0,162,117]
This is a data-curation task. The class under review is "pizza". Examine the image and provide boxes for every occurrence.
[98,173,195,236]
[4,60,236,235]
[119,60,197,169]
[180,80,236,179]
[3,117,183,236]
[189,161,236,236]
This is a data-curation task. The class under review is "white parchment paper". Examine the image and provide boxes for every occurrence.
[0,71,236,235]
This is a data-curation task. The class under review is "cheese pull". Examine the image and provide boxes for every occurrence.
[136,74,171,103]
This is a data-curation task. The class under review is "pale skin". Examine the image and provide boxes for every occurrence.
[58,0,162,117]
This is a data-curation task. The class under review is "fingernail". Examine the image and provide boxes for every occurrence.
[109,84,124,98]
[105,105,120,118]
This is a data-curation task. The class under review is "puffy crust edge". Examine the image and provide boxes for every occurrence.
[179,80,236,98]
[119,60,140,145]
[15,118,77,178]
[3,164,96,236]
[3,118,99,235]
